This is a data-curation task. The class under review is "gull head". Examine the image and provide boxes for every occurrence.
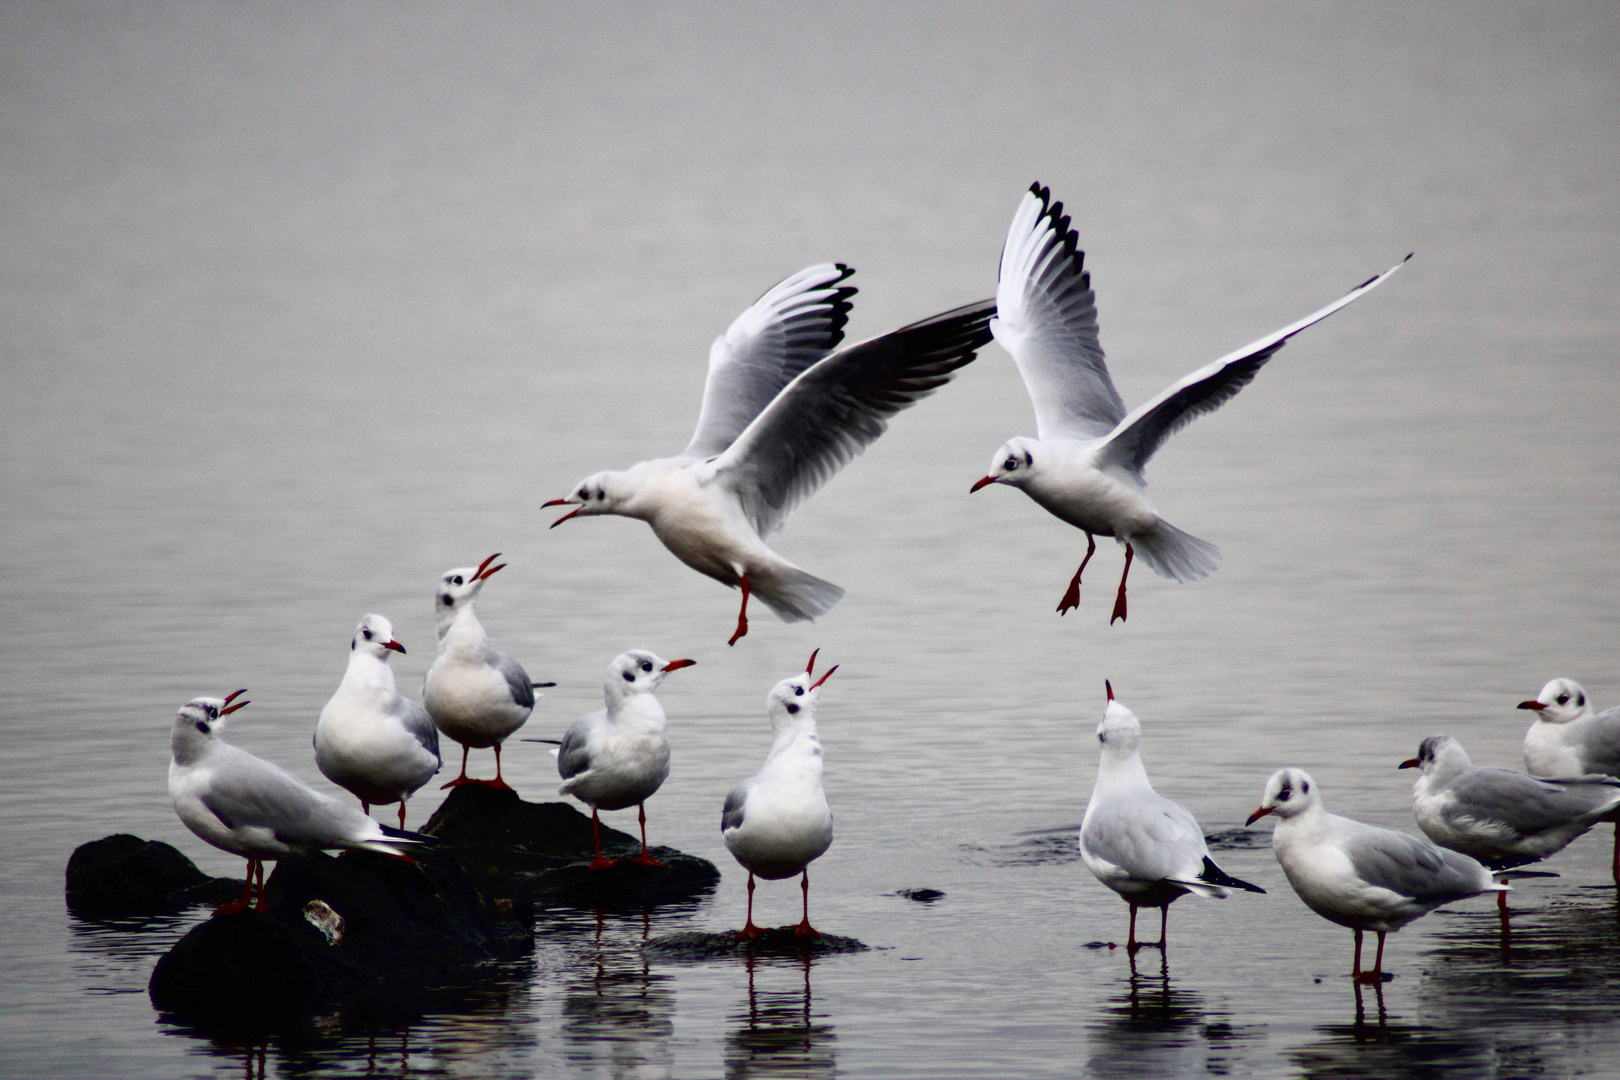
[767,648,838,731]
[545,470,633,526]
[971,437,1041,493]
[1398,734,1471,779]
[1248,767,1322,824]
[1094,680,1142,756]
[1518,678,1590,725]
[605,650,695,702]
[171,690,250,762]
[436,553,505,616]
[351,613,407,660]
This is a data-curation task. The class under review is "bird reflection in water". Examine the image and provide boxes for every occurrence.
[560,908,676,1078]
[724,952,836,1079]
[1086,952,1257,1077]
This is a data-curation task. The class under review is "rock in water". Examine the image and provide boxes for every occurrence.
[66,834,241,916]
[421,784,720,909]
[149,841,530,1033]
[643,929,868,960]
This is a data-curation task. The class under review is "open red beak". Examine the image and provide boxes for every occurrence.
[810,664,839,690]
[547,503,583,528]
[1517,700,1546,711]
[1245,806,1273,826]
[969,475,996,493]
[806,648,821,677]
[221,689,251,715]
[475,553,506,580]
[1398,758,1419,770]
[661,658,696,673]
[385,639,407,655]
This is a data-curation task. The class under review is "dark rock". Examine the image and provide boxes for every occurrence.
[894,888,946,903]
[422,785,720,910]
[644,929,868,961]
[149,839,530,1033]
[66,834,242,916]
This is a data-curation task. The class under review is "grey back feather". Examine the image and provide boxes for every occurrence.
[1346,825,1481,903]
[556,715,599,780]
[494,652,535,711]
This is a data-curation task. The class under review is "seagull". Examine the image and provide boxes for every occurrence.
[1079,682,1262,952]
[314,614,441,828]
[553,650,694,869]
[1247,767,1505,983]
[544,263,995,645]
[423,554,553,791]
[1518,678,1620,878]
[970,182,1409,623]
[171,692,419,914]
[722,650,837,939]
[1401,734,1620,879]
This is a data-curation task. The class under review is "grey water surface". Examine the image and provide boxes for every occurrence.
[3,3,1619,1077]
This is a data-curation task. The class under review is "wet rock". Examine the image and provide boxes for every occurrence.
[894,887,946,903]
[66,834,242,916]
[421,785,720,909]
[644,929,868,961]
[149,839,530,1033]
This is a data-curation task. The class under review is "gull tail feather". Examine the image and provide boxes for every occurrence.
[754,567,846,623]
[1131,520,1221,584]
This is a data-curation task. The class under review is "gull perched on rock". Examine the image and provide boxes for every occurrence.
[424,554,551,791]
[1518,678,1620,877]
[1247,767,1505,983]
[545,264,994,645]
[722,650,837,939]
[171,692,419,914]
[552,650,695,869]
[315,614,441,828]
[1079,682,1262,951]
[971,182,1408,623]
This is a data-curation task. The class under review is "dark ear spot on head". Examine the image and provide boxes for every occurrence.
[195,721,209,734]
[785,702,800,715]
[1023,450,1033,467]
[1301,780,1310,793]
[1578,692,1586,707]
[622,670,636,682]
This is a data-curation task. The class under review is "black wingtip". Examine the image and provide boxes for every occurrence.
[1404,252,1414,262]
[1200,856,1266,894]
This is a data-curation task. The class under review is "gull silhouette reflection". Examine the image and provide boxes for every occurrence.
[1086,950,1257,1078]
[724,953,836,1080]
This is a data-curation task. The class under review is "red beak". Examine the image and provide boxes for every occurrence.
[1245,806,1273,826]
[475,553,505,580]
[1398,758,1419,770]
[806,648,821,677]
[1105,680,1114,702]
[1517,700,1545,711]
[810,664,839,690]
[969,475,996,493]
[549,505,583,528]
[661,658,696,673]
[385,639,407,654]
[221,689,251,715]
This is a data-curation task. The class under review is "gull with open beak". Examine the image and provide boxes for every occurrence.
[424,554,552,791]
[544,263,994,645]
[315,614,441,828]
[553,650,695,869]
[722,650,837,939]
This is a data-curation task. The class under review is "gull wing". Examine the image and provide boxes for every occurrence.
[682,264,858,460]
[1095,255,1410,477]
[991,183,1124,440]
[721,779,754,834]
[394,696,442,763]
[715,297,996,538]
[556,713,601,781]
[494,652,536,712]
[1343,823,1485,904]
[1446,768,1620,837]
[201,746,367,847]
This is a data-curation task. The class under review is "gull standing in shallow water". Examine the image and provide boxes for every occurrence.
[971,182,1408,623]
[722,650,837,939]
[1247,768,1505,983]
[314,614,441,828]
[1518,679,1620,878]
[552,650,694,869]
[171,693,419,914]
[545,263,994,645]
[424,554,552,791]
[1079,682,1262,951]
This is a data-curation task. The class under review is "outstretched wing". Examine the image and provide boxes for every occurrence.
[991,182,1124,440]
[682,264,858,460]
[1096,255,1410,476]
[715,298,996,537]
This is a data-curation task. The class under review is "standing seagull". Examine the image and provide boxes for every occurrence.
[315,614,441,828]
[970,183,1408,623]
[1518,678,1620,878]
[171,692,419,914]
[722,650,837,939]
[1401,735,1620,879]
[545,264,994,644]
[1247,768,1506,983]
[555,650,695,869]
[424,554,551,790]
[1079,682,1262,952]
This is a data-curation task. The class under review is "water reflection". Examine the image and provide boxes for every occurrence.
[67,912,203,996]
[556,909,677,1080]
[724,954,836,1080]
[1085,951,1258,1078]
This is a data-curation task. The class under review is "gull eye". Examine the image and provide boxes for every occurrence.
[578,488,589,499]
[785,703,800,715]
[794,686,804,696]
[1278,787,1291,801]
[195,720,209,734]
[622,670,636,683]
[1557,694,1570,705]
[1004,457,1018,471]
[641,661,653,673]
[452,576,464,586]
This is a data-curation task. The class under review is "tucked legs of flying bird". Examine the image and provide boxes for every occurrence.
[1057,534,1097,616]
[1111,544,1134,625]
[729,575,752,647]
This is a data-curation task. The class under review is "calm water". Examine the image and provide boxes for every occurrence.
[4,3,1619,1077]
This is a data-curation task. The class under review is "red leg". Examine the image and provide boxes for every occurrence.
[1497,885,1509,913]
[214,858,257,916]
[1361,931,1386,983]
[253,859,267,912]
[629,803,665,867]
[735,873,767,940]
[1158,905,1168,949]
[587,808,618,871]
[485,743,515,793]
[397,801,407,829]
[1057,534,1097,615]
[441,745,473,789]
[361,800,370,817]
[1612,822,1618,883]
[1126,902,1139,952]
[793,870,820,938]
[1110,543,1134,625]
[1352,928,1364,981]
[728,575,752,647]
